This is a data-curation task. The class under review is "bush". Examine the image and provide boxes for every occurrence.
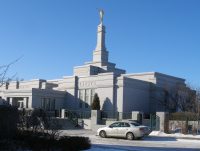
[0,106,91,151]
[91,93,100,110]
[13,130,91,151]
[0,105,19,139]
[29,109,49,131]
[59,136,91,151]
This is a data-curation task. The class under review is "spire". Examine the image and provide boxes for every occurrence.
[95,9,106,51]
[93,9,108,63]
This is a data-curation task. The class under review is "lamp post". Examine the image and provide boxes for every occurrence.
[196,90,200,135]
[198,95,200,134]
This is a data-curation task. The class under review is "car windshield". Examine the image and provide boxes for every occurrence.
[130,122,140,126]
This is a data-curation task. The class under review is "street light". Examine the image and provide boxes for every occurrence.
[196,90,200,135]
[198,95,200,134]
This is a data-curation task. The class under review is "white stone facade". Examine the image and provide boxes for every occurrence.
[0,12,186,114]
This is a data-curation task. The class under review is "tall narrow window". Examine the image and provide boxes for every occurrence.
[26,98,29,108]
[85,89,90,108]
[48,99,50,110]
[91,89,95,103]
[79,90,84,108]
[51,99,55,110]
[41,98,45,110]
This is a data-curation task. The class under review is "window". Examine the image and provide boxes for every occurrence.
[91,89,95,102]
[130,122,140,127]
[26,98,29,108]
[41,98,46,109]
[51,99,55,110]
[79,90,84,100]
[46,99,50,110]
[79,89,95,109]
[79,90,84,108]
[109,122,121,128]
[41,98,55,111]
[85,89,90,108]
[120,122,130,127]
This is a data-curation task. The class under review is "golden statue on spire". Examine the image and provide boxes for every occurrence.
[99,9,104,24]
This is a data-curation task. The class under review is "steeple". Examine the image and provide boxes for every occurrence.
[93,9,108,63]
[74,10,126,76]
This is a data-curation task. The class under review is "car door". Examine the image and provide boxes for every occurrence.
[106,122,121,137]
[117,122,131,137]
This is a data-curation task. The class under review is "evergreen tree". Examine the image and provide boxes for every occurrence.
[91,93,100,110]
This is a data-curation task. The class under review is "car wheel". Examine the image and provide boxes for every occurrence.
[126,132,134,140]
[99,130,106,138]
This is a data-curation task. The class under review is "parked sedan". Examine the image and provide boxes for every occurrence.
[125,120,151,136]
[97,121,147,140]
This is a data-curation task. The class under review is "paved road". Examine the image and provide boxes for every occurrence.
[61,130,200,151]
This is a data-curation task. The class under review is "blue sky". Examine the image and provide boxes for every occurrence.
[0,0,200,86]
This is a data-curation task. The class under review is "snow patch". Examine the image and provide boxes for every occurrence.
[86,148,125,151]
[150,131,200,139]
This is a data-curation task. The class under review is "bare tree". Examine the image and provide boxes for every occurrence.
[151,83,197,113]
[0,57,21,87]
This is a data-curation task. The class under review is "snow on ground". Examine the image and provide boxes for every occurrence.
[86,146,200,151]
[86,147,124,151]
[60,130,200,151]
[150,131,200,139]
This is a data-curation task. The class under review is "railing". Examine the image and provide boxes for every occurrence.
[101,111,118,119]
[76,111,91,119]
[121,112,132,119]
[101,111,132,120]
[65,110,91,119]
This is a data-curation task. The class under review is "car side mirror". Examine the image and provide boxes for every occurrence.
[109,126,113,128]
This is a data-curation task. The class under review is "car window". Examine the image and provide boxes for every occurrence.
[130,122,140,126]
[110,122,121,128]
[119,122,130,127]
[124,122,130,127]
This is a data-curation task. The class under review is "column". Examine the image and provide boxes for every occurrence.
[23,97,29,108]
[61,109,66,118]
[91,110,101,126]
[9,97,13,105]
[156,112,169,133]
[28,97,32,109]
[132,111,143,124]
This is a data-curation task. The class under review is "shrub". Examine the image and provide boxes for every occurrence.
[91,93,100,110]
[29,109,49,131]
[59,136,91,151]
[0,105,19,139]
[14,130,91,151]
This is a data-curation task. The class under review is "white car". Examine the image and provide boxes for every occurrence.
[124,120,151,136]
[97,121,148,140]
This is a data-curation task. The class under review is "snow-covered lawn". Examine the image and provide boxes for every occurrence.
[60,130,200,151]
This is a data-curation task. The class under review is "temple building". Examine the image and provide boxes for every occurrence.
[0,11,186,114]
